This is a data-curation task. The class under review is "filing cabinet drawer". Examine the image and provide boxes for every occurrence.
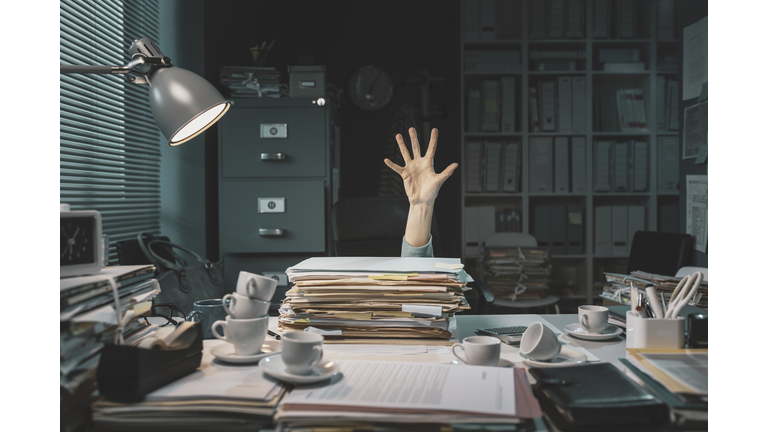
[219,180,325,253]
[220,107,326,178]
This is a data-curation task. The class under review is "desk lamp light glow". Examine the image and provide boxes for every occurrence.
[60,37,230,146]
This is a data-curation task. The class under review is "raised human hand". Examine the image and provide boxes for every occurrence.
[384,127,458,205]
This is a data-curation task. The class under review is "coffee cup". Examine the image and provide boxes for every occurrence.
[281,331,324,375]
[236,271,278,301]
[520,322,561,362]
[451,336,501,366]
[211,315,268,356]
[579,305,609,334]
[186,299,228,339]
[222,292,270,319]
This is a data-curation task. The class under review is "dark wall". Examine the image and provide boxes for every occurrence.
[203,0,462,258]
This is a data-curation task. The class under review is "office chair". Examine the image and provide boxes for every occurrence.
[626,231,694,276]
[331,196,493,314]
[481,233,560,314]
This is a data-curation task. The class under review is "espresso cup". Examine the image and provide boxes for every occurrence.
[211,315,268,356]
[451,336,501,366]
[186,299,228,339]
[579,305,609,334]
[281,331,324,375]
[520,322,561,362]
[222,292,270,319]
[236,271,278,301]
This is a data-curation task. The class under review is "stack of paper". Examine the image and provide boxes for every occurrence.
[275,359,542,430]
[630,271,708,308]
[600,271,708,308]
[279,257,472,340]
[92,361,287,431]
[220,66,287,98]
[60,265,160,432]
[478,246,553,301]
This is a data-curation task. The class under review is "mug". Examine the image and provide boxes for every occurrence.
[236,271,278,301]
[222,292,270,319]
[211,315,269,356]
[186,299,228,339]
[579,305,609,334]
[451,336,501,366]
[281,331,324,375]
[520,322,561,361]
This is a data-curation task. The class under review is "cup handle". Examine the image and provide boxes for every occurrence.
[186,310,202,322]
[451,343,467,364]
[222,294,235,317]
[310,345,323,368]
[247,278,257,298]
[580,314,589,330]
[211,320,227,342]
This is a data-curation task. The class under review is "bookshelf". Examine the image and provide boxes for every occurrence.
[460,0,681,311]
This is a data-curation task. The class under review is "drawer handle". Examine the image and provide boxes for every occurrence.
[259,228,285,237]
[261,153,286,161]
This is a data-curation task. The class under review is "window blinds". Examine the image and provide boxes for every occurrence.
[60,0,162,262]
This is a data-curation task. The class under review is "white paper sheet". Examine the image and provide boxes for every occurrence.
[682,101,707,159]
[682,16,707,101]
[640,352,708,394]
[289,257,463,274]
[686,175,708,253]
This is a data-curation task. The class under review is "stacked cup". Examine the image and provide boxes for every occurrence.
[211,271,278,356]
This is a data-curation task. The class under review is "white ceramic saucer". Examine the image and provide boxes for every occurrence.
[210,340,281,364]
[449,358,515,368]
[259,355,341,384]
[521,347,587,368]
[564,323,623,341]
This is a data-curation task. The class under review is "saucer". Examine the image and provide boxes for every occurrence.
[521,347,587,368]
[564,323,623,341]
[259,355,341,384]
[449,358,515,368]
[210,340,281,364]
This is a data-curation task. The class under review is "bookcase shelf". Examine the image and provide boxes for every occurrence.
[460,0,681,311]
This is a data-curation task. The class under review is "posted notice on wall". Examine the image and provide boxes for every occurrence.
[686,175,708,253]
[682,16,707,101]
[682,101,707,160]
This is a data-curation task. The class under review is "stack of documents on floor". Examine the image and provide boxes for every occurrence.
[275,359,542,430]
[621,348,708,429]
[60,265,160,432]
[92,359,287,431]
[279,257,472,340]
[220,66,287,98]
[477,245,552,301]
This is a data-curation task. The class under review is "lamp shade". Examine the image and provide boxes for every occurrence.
[146,66,230,146]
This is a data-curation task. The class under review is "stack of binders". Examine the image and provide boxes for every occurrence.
[278,257,472,340]
[478,245,553,301]
[60,265,160,432]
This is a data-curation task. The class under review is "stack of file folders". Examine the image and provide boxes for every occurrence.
[60,265,160,432]
[91,355,287,431]
[278,257,472,340]
[220,66,287,98]
[631,271,708,308]
[274,359,543,431]
[600,271,708,309]
[477,245,552,301]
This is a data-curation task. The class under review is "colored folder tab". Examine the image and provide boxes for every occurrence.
[369,273,418,281]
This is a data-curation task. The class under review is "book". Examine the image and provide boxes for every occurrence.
[481,80,500,132]
[528,86,540,132]
[539,80,556,132]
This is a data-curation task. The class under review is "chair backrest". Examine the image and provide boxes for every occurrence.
[331,197,443,257]
[626,231,694,276]
[675,266,708,282]
[483,232,538,248]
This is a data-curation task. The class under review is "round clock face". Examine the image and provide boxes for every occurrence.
[61,216,95,265]
[348,66,394,112]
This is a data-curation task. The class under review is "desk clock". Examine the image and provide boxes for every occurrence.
[60,203,103,278]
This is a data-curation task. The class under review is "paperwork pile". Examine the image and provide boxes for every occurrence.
[600,271,708,308]
[60,265,160,432]
[279,257,472,340]
[220,66,287,98]
[92,358,286,431]
[477,245,553,301]
[275,359,542,430]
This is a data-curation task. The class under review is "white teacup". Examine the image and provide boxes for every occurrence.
[579,305,609,334]
[211,315,268,356]
[451,336,501,366]
[236,271,278,301]
[520,322,561,361]
[222,292,270,319]
[281,331,324,375]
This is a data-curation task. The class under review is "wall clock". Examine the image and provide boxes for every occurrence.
[348,66,394,112]
[61,204,103,278]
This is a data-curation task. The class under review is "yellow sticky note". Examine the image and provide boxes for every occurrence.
[435,262,464,270]
[334,313,372,320]
[568,212,583,225]
[295,318,311,323]
[369,273,418,281]
[132,301,152,316]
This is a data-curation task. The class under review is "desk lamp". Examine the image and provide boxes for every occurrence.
[60,37,230,146]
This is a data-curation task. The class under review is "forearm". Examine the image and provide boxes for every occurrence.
[404,202,434,248]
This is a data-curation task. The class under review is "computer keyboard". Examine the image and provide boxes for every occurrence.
[476,326,529,343]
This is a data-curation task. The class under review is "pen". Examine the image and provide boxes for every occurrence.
[645,285,664,318]
[268,330,281,340]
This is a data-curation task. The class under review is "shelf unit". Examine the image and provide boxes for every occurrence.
[460,0,680,311]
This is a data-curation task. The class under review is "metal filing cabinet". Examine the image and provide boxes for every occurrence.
[218,98,338,306]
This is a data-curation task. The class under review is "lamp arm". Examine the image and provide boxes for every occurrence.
[60,56,171,75]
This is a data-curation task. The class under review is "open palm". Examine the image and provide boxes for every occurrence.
[384,127,458,205]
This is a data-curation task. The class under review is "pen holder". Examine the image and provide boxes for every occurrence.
[625,313,684,349]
